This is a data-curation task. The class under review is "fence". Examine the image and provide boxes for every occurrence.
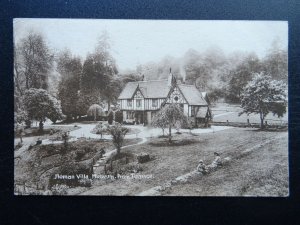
[212,119,288,129]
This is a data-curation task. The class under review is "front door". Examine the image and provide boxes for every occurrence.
[135,111,144,124]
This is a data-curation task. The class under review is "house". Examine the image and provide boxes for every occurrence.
[117,70,211,126]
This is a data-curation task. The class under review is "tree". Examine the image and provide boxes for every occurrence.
[151,104,189,144]
[87,104,104,121]
[80,32,118,110]
[24,88,64,132]
[151,112,168,136]
[263,39,288,82]
[57,50,82,120]
[184,50,210,89]
[120,73,143,84]
[76,92,99,117]
[107,111,113,125]
[208,88,224,103]
[15,32,54,91]
[226,53,262,103]
[239,73,287,129]
[48,96,64,124]
[14,109,28,143]
[108,123,129,155]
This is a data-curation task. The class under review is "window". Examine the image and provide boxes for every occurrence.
[136,99,142,107]
[191,106,198,117]
[151,111,156,119]
[152,99,158,107]
[127,99,132,107]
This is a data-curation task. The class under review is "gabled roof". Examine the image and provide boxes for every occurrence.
[118,80,170,99]
[178,84,208,106]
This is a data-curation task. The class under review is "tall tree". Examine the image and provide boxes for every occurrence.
[80,32,118,109]
[239,73,287,129]
[263,39,288,82]
[57,50,82,120]
[183,49,211,90]
[227,53,262,103]
[15,32,54,91]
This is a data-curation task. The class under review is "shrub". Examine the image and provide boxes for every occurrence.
[108,123,129,155]
[75,150,85,161]
[107,112,113,124]
[115,111,123,123]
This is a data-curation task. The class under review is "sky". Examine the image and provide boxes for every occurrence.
[14,19,288,72]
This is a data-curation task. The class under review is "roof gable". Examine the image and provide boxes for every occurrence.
[166,86,188,104]
[178,84,208,106]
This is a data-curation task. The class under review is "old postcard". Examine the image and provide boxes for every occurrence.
[14,19,288,196]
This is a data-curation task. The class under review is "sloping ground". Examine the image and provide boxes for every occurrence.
[14,138,141,194]
[164,133,288,196]
[79,128,288,196]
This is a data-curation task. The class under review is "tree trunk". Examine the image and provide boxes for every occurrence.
[116,147,121,155]
[108,100,111,111]
[39,121,44,132]
[260,113,264,129]
[168,125,172,144]
[113,112,116,122]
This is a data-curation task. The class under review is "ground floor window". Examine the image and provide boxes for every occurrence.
[126,111,135,119]
[151,111,157,119]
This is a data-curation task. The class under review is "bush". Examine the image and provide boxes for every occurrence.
[115,111,123,123]
[107,112,113,124]
[75,150,85,161]
[182,117,194,129]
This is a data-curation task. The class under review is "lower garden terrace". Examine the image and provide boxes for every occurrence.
[14,118,288,196]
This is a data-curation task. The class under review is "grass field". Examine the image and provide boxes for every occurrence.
[79,127,288,196]
[211,103,288,125]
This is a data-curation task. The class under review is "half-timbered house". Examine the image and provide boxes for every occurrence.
[117,70,211,126]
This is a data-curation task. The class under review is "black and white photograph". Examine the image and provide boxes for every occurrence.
[13,19,288,196]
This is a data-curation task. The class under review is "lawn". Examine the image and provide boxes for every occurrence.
[211,103,288,125]
[79,127,288,196]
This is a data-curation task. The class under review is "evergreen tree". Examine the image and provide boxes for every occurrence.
[57,51,82,120]
[24,88,64,131]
